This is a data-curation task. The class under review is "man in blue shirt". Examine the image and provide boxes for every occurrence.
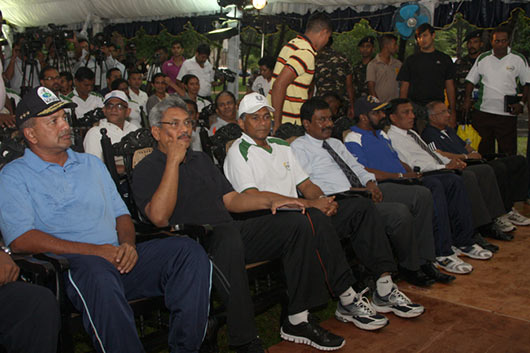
[344,96,496,271]
[0,87,211,353]
[422,100,530,229]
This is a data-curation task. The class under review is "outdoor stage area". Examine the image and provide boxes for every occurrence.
[269,202,530,353]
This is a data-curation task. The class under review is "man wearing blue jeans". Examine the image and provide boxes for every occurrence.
[0,87,211,353]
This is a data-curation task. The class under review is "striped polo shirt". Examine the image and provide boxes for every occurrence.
[268,35,317,125]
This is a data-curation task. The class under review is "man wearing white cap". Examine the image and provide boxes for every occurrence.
[83,90,140,166]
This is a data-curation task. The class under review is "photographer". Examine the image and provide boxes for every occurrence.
[4,37,42,95]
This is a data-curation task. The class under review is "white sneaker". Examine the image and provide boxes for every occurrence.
[495,216,516,232]
[506,209,530,226]
[435,254,473,274]
[451,244,493,260]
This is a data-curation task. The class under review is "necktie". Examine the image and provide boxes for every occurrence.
[407,130,444,164]
[322,140,362,187]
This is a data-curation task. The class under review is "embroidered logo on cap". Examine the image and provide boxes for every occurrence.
[255,94,264,101]
[37,87,59,105]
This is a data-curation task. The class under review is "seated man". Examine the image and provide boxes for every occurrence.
[83,90,140,167]
[131,95,384,353]
[209,91,237,136]
[291,97,452,282]
[387,98,512,242]
[111,78,142,127]
[224,93,425,321]
[345,96,496,273]
[65,67,104,119]
[422,101,530,230]
[0,247,60,353]
[0,87,211,353]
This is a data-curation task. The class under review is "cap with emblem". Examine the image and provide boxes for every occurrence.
[354,96,388,118]
[358,36,375,47]
[238,92,275,119]
[104,90,129,105]
[15,86,77,128]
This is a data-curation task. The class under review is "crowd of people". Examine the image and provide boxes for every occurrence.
[1,10,530,353]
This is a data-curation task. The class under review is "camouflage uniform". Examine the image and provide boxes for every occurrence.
[352,61,370,98]
[314,46,353,106]
[455,54,478,122]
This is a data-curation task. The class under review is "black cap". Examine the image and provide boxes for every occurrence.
[15,87,77,128]
[358,36,375,47]
[464,30,482,42]
[354,95,388,118]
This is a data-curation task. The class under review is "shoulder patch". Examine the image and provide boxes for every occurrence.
[90,91,103,98]
[511,50,528,65]
[344,131,362,146]
[268,137,290,147]
[66,92,75,99]
[238,139,252,162]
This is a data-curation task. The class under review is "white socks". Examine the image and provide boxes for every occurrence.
[339,286,357,306]
[376,275,393,297]
[288,310,309,325]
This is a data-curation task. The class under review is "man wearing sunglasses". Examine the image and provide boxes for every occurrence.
[83,90,140,167]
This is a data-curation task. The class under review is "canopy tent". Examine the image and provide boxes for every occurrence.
[2,0,528,32]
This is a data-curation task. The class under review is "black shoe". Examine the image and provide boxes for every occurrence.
[280,318,345,351]
[473,232,499,253]
[421,262,456,284]
[399,266,435,287]
[234,338,265,353]
[482,224,514,241]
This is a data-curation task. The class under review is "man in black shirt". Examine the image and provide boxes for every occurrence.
[132,95,389,352]
[397,24,457,129]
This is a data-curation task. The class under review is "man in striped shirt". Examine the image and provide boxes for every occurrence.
[269,12,332,132]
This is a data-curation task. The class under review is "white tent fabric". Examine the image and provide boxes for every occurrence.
[1,0,440,28]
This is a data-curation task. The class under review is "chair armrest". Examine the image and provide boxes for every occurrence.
[12,254,56,285]
[327,190,372,200]
[33,253,70,272]
[482,153,507,161]
[463,158,486,165]
[421,169,462,177]
[379,178,422,186]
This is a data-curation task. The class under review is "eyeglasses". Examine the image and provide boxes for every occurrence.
[44,76,60,81]
[158,119,196,128]
[104,103,128,111]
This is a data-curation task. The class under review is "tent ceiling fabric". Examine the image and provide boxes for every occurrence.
[1,0,434,28]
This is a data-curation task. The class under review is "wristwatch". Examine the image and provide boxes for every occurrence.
[1,245,11,255]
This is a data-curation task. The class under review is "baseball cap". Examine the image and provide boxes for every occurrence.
[354,96,388,117]
[104,90,129,105]
[464,30,482,42]
[15,86,77,128]
[358,36,375,47]
[238,92,275,119]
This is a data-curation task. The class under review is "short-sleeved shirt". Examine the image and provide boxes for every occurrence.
[66,89,104,118]
[0,148,129,246]
[223,133,308,198]
[268,35,317,125]
[344,126,406,174]
[465,48,530,116]
[177,56,215,98]
[291,133,376,195]
[397,50,455,106]
[366,54,402,103]
[161,57,183,93]
[132,148,234,226]
[421,125,467,155]
[314,46,353,105]
[129,88,148,111]
[251,75,271,97]
[83,119,140,162]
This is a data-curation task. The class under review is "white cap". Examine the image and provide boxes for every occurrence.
[238,92,275,119]
[104,90,129,105]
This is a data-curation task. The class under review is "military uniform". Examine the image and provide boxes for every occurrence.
[352,61,370,98]
[455,54,478,122]
[315,46,353,107]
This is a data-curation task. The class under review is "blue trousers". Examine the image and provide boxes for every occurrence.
[422,174,474,256]
[63,237,211,353]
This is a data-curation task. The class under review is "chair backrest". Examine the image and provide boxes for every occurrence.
[132,147,153,169]
[0,131,25,170]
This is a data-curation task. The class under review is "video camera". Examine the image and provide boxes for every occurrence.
[74,107,105,128]
[214,68,237,83]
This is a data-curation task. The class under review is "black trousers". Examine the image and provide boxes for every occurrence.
[0,282,60,353]
[206,212,334,346]
[472,110,517,156]
[422,174,475,256]
[487,156,529,211]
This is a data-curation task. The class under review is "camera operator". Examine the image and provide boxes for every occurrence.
[177,43,223,101]
[106,42,126,75]
[66,67,104,118]
[146,46,168,84]
[4,37,42,95]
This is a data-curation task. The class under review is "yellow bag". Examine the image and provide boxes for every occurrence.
[457,124,481,151]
